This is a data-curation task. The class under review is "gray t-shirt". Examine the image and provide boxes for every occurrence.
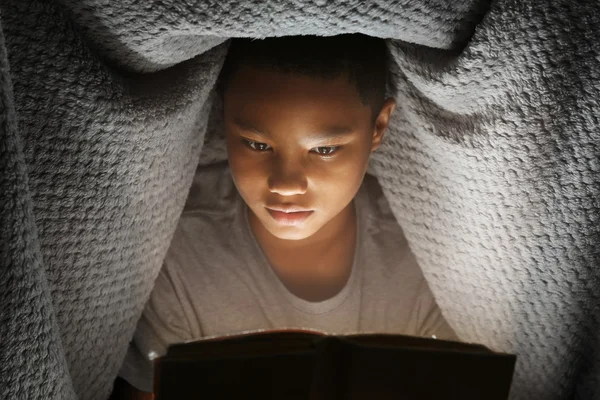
[120,162,456,392]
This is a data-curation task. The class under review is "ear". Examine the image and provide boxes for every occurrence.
[371,98,396,152]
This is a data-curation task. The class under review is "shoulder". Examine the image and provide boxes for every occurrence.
[163,161,247,286]
[356,174,420,279]
[182,160,238,216]
[165,161,243,279]
[358,173,400,230]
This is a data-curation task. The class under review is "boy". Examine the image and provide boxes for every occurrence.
[119,34,456,396]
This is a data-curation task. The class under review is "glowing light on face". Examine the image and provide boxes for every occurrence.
[224,67,387,242]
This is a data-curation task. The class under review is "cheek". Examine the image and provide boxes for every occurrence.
[328,143,370,181]
[310,147,370,203]
[226,138,267,200]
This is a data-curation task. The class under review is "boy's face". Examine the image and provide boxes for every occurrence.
[224,66,395,241]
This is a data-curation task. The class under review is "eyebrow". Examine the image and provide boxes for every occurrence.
[232,118,355,143]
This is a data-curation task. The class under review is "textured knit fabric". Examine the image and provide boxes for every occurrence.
[119,162,457,392]
[0,1,598,400]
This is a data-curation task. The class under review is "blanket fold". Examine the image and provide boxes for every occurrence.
[1,1,598,399]
[53,0,489,73]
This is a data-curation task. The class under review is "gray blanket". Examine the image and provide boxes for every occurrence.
[1,1,598,399]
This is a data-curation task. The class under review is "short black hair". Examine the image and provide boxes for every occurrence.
[217,34,389,122]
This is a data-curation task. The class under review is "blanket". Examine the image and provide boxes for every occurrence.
[1,1,598,399]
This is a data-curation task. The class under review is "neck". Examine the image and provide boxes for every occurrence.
[249,200,358,301]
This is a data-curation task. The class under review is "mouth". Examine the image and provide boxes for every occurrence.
[265,206,314,226]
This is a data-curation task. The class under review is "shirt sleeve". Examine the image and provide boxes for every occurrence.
[119,264,193,392]
[415,277,459,342]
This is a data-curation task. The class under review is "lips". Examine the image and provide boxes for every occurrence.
[266,205,312,213]
[265,206,314,226]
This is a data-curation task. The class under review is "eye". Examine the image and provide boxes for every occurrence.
[312,146,340,156]
[243,139,271,152]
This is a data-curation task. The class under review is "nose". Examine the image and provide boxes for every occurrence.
[268,158,308,196]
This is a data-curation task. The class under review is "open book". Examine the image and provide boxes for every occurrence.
[154,329,516,400]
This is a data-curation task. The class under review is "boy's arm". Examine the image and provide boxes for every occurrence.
[110,377,154,400]
[130,389,154,400]
[119,264,194,393]
[416,278,460,342]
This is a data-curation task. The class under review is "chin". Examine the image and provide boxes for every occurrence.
[268,226,315,241]
[262,220,323,241]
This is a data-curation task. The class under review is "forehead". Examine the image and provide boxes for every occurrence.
[223,66,371,131]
